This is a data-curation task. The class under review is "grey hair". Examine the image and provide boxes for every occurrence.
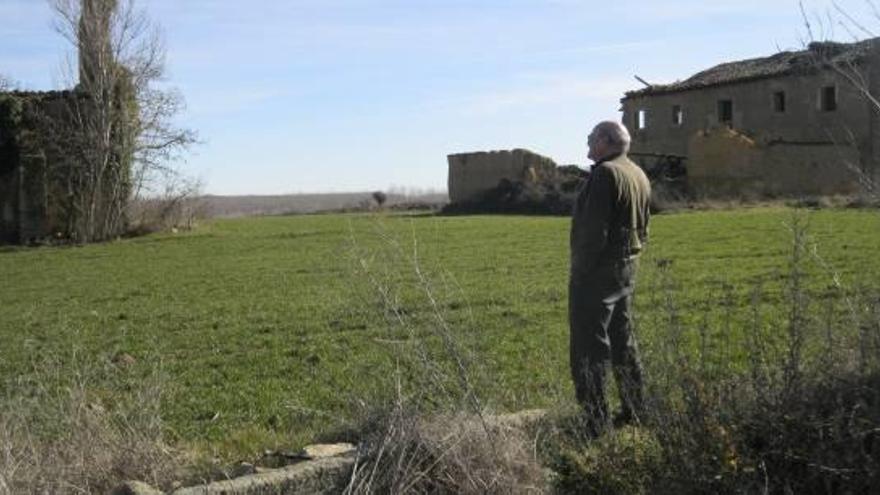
[594,120,631,154]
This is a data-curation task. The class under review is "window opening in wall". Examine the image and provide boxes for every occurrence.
[820,85,837,111]
[672,105,683,125]
[636,109,646,130]
[718,99,733,124]
[773,91,786,113]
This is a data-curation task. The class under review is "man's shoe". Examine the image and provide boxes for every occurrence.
[612,411,640,428]
[580,413,610,438]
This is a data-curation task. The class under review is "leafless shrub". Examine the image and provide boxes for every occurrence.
[127,176,206,235]
[346,219,488,410]
[648,180,690,213]
[346,404,545,494]
[339,219,546,494]
[0,348,179,494]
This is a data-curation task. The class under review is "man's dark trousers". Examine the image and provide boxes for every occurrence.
[569,258,644,429]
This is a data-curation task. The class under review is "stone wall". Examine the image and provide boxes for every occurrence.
[0,169,18,243]
[687,128,862,197]
[621,60,878,196]
[0,94,24,243]
[870,40,880,187]
[0,92,69,243]
[447,149,558,203]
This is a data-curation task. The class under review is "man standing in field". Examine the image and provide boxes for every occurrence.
[569,120,651,434]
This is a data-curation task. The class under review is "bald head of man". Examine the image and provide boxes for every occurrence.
[587,121,631,162]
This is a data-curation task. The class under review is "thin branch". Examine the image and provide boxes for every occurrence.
[800,1,817,42]
[833,0,876,36]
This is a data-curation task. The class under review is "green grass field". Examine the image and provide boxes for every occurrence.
[1,207,878,458]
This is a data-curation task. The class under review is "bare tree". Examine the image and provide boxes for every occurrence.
[128,175,206,234]
[47,0,195,242]
[0,75,15,92]
[799,1,880,103]
[799,0,880,197]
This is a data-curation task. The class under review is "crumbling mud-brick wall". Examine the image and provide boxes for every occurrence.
[687,127,861,197]
[447,149,558,203]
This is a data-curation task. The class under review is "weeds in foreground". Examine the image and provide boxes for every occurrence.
[0,348,177,494]
[343,210,880,494]
[340,218,548,493]
[344,404,546,494]
[1,207,877,493]
[550,210,880,494]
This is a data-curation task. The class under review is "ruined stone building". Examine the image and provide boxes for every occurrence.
[622,38,880,196]
[447,149,558,203]
[0,91,73,243]
[1,0,131,244]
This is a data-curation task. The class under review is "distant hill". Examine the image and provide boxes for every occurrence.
[198,192,449,218]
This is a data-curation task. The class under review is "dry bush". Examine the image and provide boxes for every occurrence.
[783,194,880,210]
[637,214,880,493]
[0,350,178,494]
[648,180,690,213]
[844,192,880,209]
[339,219,546,494]
[345,405,545,494]
[551,426,662,495]
[128,178,206,236]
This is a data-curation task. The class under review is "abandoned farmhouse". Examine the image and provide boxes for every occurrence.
[448,37,880,204]
[623,38,880,196]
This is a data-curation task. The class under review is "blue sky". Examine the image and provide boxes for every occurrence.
[0,0,872,194]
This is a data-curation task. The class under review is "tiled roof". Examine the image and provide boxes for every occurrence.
[625,38,878,98]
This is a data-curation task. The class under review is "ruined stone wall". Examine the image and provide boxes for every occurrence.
[0,173,17,243]
[869,42,880,187]
[622,65,875,196]
[0,92,68,243]
[0,94,23,243]
[688,128,861,197]
[447,149,558,203]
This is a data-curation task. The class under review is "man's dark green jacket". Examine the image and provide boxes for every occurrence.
[570,153,652,278]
